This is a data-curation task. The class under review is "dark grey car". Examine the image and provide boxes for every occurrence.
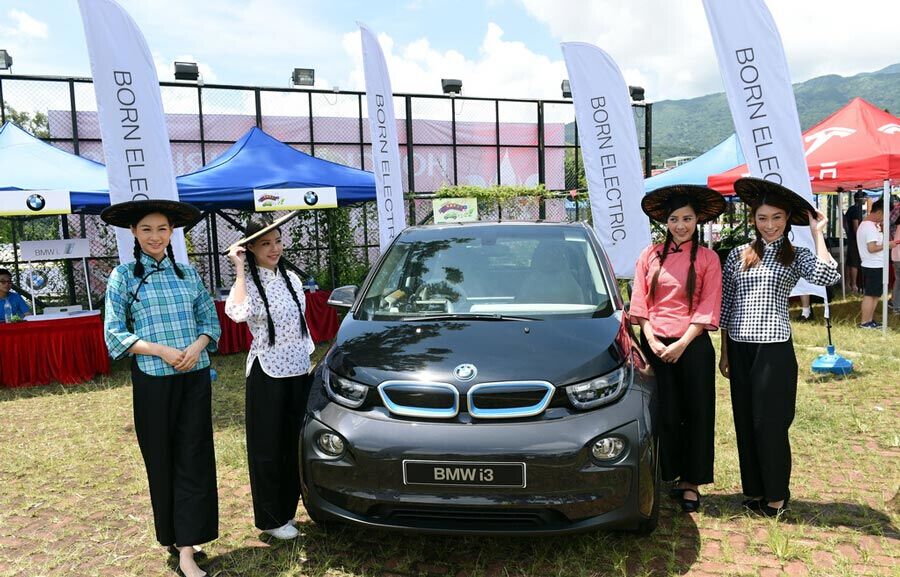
[301,222,659,534]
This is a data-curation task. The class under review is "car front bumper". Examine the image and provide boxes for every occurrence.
[301,387,656,535]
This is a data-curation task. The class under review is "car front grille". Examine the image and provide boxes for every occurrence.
[376,380,556,420]
[467,381,555,419]
[377,381,460,418]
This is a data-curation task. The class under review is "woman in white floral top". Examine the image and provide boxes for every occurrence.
[226,220,314,541]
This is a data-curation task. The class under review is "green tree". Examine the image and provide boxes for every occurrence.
[3,101,50,138]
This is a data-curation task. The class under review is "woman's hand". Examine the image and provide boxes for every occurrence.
[227,244,246,268]
[809,209,828,235]
[646,337,667,358]
[718,355,730,378]
[659,340,688,364]
[158,345,186,368]
[174,341,204,372]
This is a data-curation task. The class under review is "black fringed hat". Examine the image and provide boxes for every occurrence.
[100,199,202,229]
[641,184,727,224]
[733,177,816,226]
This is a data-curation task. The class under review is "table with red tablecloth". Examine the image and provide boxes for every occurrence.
[0,313,110,388]
[214,290,340,354]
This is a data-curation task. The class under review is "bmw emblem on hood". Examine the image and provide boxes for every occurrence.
[453,364,477,382]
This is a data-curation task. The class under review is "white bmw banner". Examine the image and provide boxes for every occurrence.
[702,0,824,297]
[360,22,408,253]
[561,42,650,279]
[78,0,189,265]
[0,190,71,216]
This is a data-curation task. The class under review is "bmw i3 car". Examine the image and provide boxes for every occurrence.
[301,222,658,534]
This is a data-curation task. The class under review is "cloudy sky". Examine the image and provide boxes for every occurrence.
[1,0,898,102]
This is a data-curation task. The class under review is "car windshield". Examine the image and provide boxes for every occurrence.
[357,226,615,320]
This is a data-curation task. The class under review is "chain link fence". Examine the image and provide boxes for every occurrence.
[0,74,651,309]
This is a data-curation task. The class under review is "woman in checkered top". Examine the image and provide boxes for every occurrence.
[102,200,221,577]
[720,178,840,518]
[630,185,726,514]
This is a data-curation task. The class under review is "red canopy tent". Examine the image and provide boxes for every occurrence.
[708,98,900,194]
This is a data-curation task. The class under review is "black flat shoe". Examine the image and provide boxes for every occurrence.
[680,489,700,513]
[741,497,764,511]
[759,499,789,518]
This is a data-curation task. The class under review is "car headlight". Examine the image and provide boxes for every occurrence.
[323,368,369,409]
[565,363,631,410]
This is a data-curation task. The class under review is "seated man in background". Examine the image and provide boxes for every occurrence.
[0,268,31,321]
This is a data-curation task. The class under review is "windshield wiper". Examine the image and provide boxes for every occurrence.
[399,313,539,322]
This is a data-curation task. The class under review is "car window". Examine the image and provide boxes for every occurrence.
[357,227,613,320]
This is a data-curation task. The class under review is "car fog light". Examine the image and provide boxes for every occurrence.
[317,432,345,456]
[592,437,625,461]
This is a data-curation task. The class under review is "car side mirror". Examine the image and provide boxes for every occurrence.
[327,285,357,309]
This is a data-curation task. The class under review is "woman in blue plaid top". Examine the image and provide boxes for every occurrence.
[102,200,220,577]
[720,178,840,519]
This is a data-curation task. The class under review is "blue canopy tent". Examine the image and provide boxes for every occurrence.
[176,127,377,209]
[0,122,110,213]
[644,134,744,194]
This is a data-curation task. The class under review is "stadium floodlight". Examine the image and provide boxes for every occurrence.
[292,68,315,86]
[174,61,200,81]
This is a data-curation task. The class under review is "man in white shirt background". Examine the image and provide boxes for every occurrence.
[856,198,900,328]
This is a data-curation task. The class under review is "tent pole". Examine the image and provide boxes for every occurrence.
[837,191,845,300]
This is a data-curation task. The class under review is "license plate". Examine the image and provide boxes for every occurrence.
[403,460,526,488]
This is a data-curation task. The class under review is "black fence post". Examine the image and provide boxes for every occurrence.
[209,211,222,288]
[197,85,206,164]
[405,96,415,226]
[0,76,5,124]
[63,79,80,304]
[495,100,501,186]
[451,97,458,185]
[644,103,653,178]
[254,88,262,128]
[537,101,546,220]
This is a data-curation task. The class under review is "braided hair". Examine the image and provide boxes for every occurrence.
[648,197,702,311]
[243,222,308,346]
[742,196,796,270]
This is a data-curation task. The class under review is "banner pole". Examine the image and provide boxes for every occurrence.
[28,261,36,314]
[83,257,93,311]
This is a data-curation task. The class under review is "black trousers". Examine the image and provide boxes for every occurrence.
[131,363,218,547]
[245,359,309,530]
[641,331,716,485]
[727,337,797,502]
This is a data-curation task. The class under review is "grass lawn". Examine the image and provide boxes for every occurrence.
[0,297,897,577]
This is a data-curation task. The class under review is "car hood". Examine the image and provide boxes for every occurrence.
[327,316,628,389]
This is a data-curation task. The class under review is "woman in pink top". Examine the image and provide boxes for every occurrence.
[630,184,726,513]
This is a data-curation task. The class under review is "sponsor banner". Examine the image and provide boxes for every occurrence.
[0,190,71,216]
[78,0,188,265]
[253,187,338,211]
[561,42,650,278]
[702,0,824,297]
[20,239,92,261]
[433,198,478,223]
[48,110,568,191]
[360,23,408,252]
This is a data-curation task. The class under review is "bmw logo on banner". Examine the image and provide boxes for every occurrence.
[253,187,338,212]
[1,190,72,216]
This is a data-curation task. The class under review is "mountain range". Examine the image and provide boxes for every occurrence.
[565,64,900,165]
